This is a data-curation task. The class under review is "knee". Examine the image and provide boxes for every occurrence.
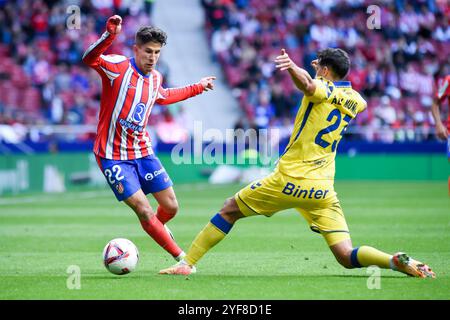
[219,197,236,216]
[335,250,355,269]
[134,202,155,221]
[219,197,242,224]
[160,200,179,216]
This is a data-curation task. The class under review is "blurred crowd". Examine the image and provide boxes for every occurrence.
[0,0,448,145]
[202,0,449,143]
[0,0,188,143]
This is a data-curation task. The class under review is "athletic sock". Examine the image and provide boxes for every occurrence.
[184,213,233,266]
[350,245,392,269]
[140,215,183,258]
[175,251,186,262]
[156,206,175,224]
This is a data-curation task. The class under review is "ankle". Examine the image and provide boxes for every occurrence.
[175,251,186,262]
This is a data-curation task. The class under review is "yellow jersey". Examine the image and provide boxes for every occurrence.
[277,77,367,180]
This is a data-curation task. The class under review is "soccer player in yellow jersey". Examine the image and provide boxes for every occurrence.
[160,48,435,278]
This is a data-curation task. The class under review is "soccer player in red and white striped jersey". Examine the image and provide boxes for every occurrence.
[83,15,216,264]
[431,73,450,194]
[432,74,450,141]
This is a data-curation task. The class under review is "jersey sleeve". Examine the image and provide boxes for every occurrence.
[437,76,450,101]
[82,31,127,81]
[155,72,204,105]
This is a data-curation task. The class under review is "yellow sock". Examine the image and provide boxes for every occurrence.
[184,213,233,266]
[352,246,392,269]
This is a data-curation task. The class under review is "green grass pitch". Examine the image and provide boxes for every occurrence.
[0,181,448,299]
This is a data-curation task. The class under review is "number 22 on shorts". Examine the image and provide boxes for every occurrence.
[104,165,124,185]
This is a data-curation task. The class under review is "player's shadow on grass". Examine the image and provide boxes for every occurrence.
[89,272,404,280]
[84,275,147,280]
[323,274,403,279]
[228,274,403,279]
[150,274,404,279]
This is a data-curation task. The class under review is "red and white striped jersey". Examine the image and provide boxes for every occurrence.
[82,31,204,160]
[436,75,450,131]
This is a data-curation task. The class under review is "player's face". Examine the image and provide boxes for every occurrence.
[133,41,162,74]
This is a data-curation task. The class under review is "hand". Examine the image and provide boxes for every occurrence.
[275,49,294,71]
[106,15,122,34]
[435,122,448,140]
[200,76,216,91]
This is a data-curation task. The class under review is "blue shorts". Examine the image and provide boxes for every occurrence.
[96,154,173,201]
[448,136,450,158]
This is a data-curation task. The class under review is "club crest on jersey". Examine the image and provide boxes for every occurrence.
[115,182,124,194]
[132,103,146,123]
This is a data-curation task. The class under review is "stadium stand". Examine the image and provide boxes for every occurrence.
[0,0,448,145]
[0,0,189,143]
[201,0,449,142]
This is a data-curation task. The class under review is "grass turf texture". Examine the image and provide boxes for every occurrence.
[0,181,448,300]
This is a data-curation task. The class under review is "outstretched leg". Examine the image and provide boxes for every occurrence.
[299,199,435,279]
[329,238,435,278]
[159,197,246,275]
[124,189,184,261]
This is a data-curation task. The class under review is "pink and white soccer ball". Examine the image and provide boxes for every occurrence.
[102,238,139,275]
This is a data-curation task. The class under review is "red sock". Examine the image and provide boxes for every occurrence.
[140,215,182,258]
[156,206,175,224]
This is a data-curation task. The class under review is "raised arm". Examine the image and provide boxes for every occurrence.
[156,76,216,105]
[275,49,316,96]
[82,15,122,69]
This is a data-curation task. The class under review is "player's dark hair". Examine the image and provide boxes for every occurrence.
[135,26,167,46]
[317,48,350,79]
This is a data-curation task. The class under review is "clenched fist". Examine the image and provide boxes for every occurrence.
[106,15,122,34]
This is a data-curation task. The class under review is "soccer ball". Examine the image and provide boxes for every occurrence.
[102,238,139,275]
